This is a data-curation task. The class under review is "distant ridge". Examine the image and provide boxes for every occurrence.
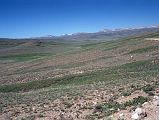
[55,26,159,41]
[1,26,159,41]
[35,26,159,41]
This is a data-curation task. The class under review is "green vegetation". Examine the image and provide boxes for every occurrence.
[123,96,148,107]
[95,101,121,116]
[144,32,159,38]
[127,45,159,54]
[81,38,133,51]
[121,91,131,96]
[121,60,159,72]
[0,53,51,62]
[142,84,155,93]
[95,96,148,116]
[0,59,158,93]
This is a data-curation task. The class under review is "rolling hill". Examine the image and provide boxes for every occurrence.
[0,27,159,120]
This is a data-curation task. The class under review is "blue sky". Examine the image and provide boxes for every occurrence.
[0,0,159,38]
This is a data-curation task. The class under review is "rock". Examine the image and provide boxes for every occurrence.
[117,108,120,112]
[153,100,159,106]
[154,96,159,99]
[119,113,124,119]
[132,107,147,119]
[135,107,145,115]
[119,113,124,117]
[131,112,140,120]
[153,96,159,106]
[142,102,148,107]
[31,106,36,111]
[92,101,97,105]
[155,89,159,94]
[130,55,134,59]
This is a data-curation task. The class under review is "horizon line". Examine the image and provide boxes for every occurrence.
[1,25,159,39]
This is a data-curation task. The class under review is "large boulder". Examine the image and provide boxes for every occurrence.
[131,112,141,120]
[135,107,146,115]
[131,107,147,120]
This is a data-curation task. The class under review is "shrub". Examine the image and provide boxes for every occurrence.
[142,84,154,93]
[95,101,120,116]
[95,96,148,116]
[147,91,155,96]
[121,91,131,96]
[123,96,148,108]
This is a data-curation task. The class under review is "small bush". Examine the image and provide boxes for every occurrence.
[142,85,154,93]
[130,84,141,90]
[21,118,26,120]
[38,113,44,118]
[95,101,120,116]
[147,91,155,96]
[121,91,131,96]
[95,96,148,116]
[63,101,73,108]
[123,96,148,108]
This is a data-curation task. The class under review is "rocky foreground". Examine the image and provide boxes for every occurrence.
[0,83,159,120]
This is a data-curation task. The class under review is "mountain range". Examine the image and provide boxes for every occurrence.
[1,26,159,41]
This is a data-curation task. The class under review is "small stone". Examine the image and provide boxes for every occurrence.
[153,96,159,106]
[92,101,97,105]
[155,89,159,94]
[119,113,124,119]
[154,96,159,100]
[119,113,124,117]
[153,100,159,106]
[130,55,134,59]
[142,102,148,106]
[32,106,36,111]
